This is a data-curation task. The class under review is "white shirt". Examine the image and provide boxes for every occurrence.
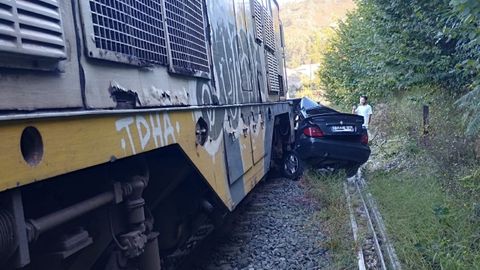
[355,104,373,128]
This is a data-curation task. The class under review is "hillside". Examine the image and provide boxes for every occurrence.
[280,0,356,68]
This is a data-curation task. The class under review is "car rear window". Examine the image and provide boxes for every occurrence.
[300,97,338,114]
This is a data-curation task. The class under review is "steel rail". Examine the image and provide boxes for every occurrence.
[357,174,402,270]
[354,179,387,270]
[344,182,366,270]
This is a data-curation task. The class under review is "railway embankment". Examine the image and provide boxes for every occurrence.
[364,92,480,269]
[301,91,480,269]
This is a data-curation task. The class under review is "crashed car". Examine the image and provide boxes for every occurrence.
[283,97,371,178]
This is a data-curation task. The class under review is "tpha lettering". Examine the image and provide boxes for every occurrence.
[116,113,177,154]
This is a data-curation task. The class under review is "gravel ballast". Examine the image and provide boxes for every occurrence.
[192,177,330,270]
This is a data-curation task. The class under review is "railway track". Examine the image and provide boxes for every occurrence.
[167,171,400,270]
[344,171,401,270]
[190,176,330,269]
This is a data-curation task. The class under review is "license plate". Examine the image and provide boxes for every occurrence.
[331,126,354,132]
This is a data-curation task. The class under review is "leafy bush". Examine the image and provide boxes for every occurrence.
[319,0,480,134]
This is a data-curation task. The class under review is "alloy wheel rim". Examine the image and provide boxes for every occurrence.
[285,154,299,174]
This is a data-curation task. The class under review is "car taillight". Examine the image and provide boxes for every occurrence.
[361,133,369,144]
[303,127,324,138]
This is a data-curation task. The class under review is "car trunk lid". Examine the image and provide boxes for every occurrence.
[306,113,365,139]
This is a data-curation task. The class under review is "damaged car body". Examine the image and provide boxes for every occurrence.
[286,97,371,178]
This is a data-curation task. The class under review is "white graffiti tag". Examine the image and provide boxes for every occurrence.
[116,113,178,154]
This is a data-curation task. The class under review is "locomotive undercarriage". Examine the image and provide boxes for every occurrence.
[0,145,227,270]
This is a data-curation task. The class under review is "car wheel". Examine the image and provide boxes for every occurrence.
[282,151,304,180]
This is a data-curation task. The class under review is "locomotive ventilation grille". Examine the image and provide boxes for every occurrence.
[88,0,168,65]
[0,0,66,59]
[252,0,263,43]
[164,0,209,75]
[85,0,210,76]
[267,51,279,93]
[263,6,275,52]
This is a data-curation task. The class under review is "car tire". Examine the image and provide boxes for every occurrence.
[282,151,304,180]
[345,164,360,178]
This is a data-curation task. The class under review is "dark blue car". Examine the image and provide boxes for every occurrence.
[283,97,371,178]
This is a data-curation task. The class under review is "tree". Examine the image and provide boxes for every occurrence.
[319,0,480,133]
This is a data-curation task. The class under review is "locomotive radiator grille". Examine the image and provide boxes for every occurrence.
[0,0,66,59]
[266,51,279,93]
[164,0,210,76]
[87,0,168,65]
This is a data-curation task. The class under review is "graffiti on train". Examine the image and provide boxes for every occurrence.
[195,2,266,142]
[115,113,179,154]
[203,0,265,107]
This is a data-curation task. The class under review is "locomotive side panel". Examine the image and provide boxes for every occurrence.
[0,0,285,111]
[271,0,287,96]
[207,0,269,105]
[265,0,286,100]
[0,0,82,110]
[76,0,283,109]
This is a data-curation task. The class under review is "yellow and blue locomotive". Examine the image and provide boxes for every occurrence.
[0,0,293,269]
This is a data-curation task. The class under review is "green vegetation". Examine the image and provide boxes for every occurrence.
[368,171,480,269]
[289,1,480,268]
[303,89,480,269]
[366,90,480,269]
[319,0,480,135]
[281,0,354,98]
[281,0,355,68]
[304,170,356,269]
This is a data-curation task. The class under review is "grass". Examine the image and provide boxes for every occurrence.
[304,170,356,269]
[365,88,480,269]
[367,168,480,269]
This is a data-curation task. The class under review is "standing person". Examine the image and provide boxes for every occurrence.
[352,95,373,129]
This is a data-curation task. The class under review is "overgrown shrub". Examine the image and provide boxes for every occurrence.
[371,88,476,183]
[319,0,480,134]
[366,90,480,269]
